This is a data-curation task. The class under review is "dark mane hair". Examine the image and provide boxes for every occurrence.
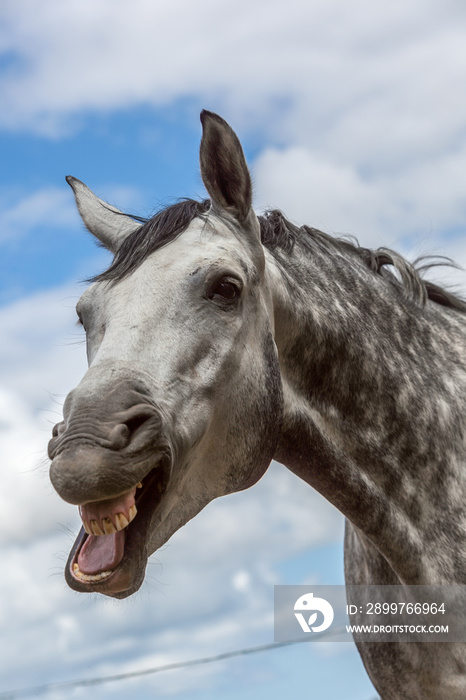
[90,198,466,312]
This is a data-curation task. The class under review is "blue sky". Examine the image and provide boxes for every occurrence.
[1,1,466,698]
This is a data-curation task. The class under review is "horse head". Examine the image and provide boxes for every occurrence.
[48,111,283,597]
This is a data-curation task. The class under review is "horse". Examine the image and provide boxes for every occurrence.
[49,110,466,699]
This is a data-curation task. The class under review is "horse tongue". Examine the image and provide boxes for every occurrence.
[77,530,125,575]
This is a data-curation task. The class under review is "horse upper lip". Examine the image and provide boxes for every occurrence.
[49,441,163,506]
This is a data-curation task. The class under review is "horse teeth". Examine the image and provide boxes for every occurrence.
[90,519,104,536]
[115,513,129,531]
[72,562,113,582]
[80,507,137,535]
[129,504,137,523]
[102,517,117,535]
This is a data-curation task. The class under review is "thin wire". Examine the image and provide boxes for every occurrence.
[0,628,349,699]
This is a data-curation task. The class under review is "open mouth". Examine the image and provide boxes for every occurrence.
[66,463,169,596]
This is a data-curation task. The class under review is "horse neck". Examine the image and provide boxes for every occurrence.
[266,240,466,583]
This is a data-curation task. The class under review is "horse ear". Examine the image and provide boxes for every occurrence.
[199,111,254,225]
[66,176,140,253]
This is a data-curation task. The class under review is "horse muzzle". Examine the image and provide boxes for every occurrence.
[48,379,170,505]
[48,376,173,596]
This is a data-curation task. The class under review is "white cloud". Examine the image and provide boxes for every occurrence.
[254,147,388,244]
[0,187,76,244]
[0,0,465,155]
[253,141,466,271]
[1,1,466,268]
[0,387,75,545]
[0,284,88,545]
[0,283,87,407]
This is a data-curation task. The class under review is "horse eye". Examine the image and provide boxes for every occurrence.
[210,279,240,301]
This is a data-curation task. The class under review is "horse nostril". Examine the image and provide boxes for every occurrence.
[52,421,66,438]
[108,411,153,450]
[125,413,151,437]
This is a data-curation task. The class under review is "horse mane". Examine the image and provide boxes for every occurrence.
[91,199,466,313]
[260,209,466,312]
